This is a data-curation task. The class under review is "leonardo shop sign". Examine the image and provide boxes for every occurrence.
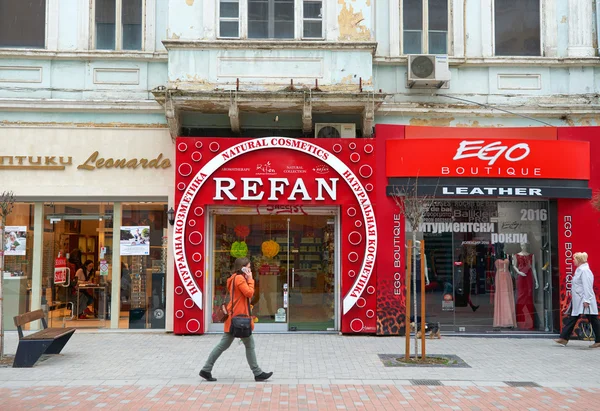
[386,139,590,179]
[173,137,378,335]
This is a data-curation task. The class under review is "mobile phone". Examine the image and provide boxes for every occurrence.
[242,267,251,275]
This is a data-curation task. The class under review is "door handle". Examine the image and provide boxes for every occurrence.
[292,268,295,288]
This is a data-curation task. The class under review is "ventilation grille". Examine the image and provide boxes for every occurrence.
[411,379,442,386]
[504,381,540,387]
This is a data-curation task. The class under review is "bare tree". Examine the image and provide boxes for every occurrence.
[391,178,437,360]
[0,191,15,359]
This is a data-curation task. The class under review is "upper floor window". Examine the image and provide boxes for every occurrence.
[0,0,46,48]
[219,0,323,39]
[494,0,540,56]
[95,0,144,50]
[402,0,448,55]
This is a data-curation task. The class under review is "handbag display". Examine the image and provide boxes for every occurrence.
[229,273,253,338]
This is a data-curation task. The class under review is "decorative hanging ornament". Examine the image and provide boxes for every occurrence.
[230,241,248,258]
[261,239,280,258]
[234,225,250,238]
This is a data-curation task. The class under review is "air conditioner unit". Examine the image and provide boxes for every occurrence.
[407,54,451,89]
[314,123,356,138]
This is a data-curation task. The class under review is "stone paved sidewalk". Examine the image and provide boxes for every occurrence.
[1,383,599,410]
[1,331,599,409]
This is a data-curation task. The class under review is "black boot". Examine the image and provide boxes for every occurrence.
[255,372,273,382]
[200,370,217,382]
[471,304,480,312]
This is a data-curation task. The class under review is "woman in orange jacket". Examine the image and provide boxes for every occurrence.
[200,257,273,382]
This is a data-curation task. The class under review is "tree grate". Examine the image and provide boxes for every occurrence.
[411,379,442,386]
[504,381,540,387]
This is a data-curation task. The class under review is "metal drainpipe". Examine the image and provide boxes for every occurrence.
[596,0,600,56]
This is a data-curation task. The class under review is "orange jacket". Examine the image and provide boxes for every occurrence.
[224,273,255,332]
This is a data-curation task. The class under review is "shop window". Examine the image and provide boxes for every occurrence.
[0,0,46,48]
[218,0,323,39]
[2,204,34,330]
[119,203,167,329]
[95,0,144,50]
[408,200,552,333]
[42,203,114,329]
[494,0,540,56]
[402,0,448,55]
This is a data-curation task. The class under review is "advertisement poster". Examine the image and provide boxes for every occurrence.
[3,226,27,256]
[120,226,150,256]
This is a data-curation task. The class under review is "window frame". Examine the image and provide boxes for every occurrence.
[91,0,146,51]
[217,0,324,40]
[400,0,450,55]
[0,0,49,49]
[492,0,543,57]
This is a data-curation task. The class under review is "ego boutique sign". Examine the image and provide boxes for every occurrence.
[452,140,530,165]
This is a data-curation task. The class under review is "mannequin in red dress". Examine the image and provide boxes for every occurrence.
[512,242,539,330]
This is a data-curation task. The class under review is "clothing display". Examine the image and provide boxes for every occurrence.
[493,259,516,328]
[515,253,535,330]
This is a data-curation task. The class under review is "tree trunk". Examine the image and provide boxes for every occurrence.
[412,231,418,359]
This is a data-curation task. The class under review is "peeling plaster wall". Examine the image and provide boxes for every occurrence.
[0,59,167,101]
[337,0,373,41]
[168,48,374,91]
[167,0,204,40]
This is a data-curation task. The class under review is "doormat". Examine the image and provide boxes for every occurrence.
[378,354,470,368]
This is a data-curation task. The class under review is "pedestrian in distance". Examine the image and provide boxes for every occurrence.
[200,257,273,382]
[555,252,600,348]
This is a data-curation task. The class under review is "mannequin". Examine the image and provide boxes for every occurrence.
[414,240,430,286]
[493,249,516,328]
[512,242,539,330]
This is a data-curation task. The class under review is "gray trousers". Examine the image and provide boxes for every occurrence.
[201,333,263,377]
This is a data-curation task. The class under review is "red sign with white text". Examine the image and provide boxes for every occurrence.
[386,139,590,179]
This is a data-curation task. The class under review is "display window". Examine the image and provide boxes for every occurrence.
[43,203,114,328]
[209,211,336,332]
[2,203,34,331]
[409,200,552,332]
[119,203,168,329]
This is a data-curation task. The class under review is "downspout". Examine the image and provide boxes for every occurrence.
[594,0,600,55]
[596,0,600,55]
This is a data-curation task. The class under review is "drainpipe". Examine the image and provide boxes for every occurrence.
[596,0,600,55]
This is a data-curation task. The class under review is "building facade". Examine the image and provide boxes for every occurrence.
[1,0,599,335]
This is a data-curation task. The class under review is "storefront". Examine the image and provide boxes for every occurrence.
[172,128,599,336]
[376,125,600,336]
[1,127,174,331]
[173,137,378,334]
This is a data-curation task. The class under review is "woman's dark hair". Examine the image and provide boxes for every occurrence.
[83,260,94,271]
[233,257,250,273]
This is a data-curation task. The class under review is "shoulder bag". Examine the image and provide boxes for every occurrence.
[229,274,253,338]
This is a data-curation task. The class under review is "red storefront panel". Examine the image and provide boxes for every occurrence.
[173,137,378,334]
[375,124,406,335]
[557,127,600,333]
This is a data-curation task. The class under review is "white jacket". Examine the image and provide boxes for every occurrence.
[571,263,599,316]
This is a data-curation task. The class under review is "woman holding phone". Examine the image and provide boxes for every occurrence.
[200,257,273,382]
